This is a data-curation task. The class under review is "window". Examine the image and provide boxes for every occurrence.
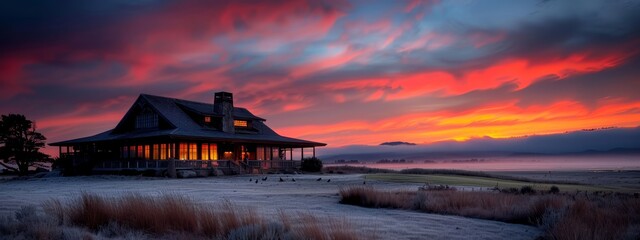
[137,145,144,159]
[256,147,264,160]
[202,144,209,160]
[130,146,136,159]
[233,120,248,127]
[189,143,197,160]
[210,144,218,160]
[160,144,167,160]
[152,144,159,160]
[135,109,158,129]
[223,151,233,160]
[144,145,150,159]
[179,143,188,160]
[121,146,129,159]
[204,116,211,123]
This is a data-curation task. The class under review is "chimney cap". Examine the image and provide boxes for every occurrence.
[214,91,233,104]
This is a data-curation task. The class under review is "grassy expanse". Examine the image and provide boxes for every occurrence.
[339,186,640,240]
[365,173,634,192]
[0,193,364,240]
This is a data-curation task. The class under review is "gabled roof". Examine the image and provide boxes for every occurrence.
[50,94,325,147]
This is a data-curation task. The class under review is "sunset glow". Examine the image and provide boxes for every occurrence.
[1,0,640,156]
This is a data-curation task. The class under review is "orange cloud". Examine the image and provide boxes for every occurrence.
[278,99,640,147]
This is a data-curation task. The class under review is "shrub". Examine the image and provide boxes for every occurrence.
[549,185,560,194]
[301,157,323,172]
[142,169,158,177]
[520,185,535,194]
[119,169,140,176]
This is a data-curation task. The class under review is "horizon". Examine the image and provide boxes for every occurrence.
[2,1,640,158]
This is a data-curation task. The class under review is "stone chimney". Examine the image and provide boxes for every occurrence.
[214,92,234,133]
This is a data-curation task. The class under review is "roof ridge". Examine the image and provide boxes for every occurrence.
[141,93,205,105]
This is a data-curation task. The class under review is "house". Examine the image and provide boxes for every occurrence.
[50,92,326,174]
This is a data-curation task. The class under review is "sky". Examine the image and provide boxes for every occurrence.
[1,0,640,157]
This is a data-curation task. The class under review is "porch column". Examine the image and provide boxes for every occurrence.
[269,146,273,168]
[174,142,179,159]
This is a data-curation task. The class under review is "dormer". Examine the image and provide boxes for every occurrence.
[135,108,158,129]
[112,96,174,134]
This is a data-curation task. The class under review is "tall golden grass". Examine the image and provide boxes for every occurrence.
[339,186,640,240]
[36,192,365,239]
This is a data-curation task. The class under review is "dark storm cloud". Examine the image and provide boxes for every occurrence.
[0,0,165,54]
[1,0,640,152]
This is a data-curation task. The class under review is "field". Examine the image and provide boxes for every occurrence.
[1,169,638,239]
[365,173,637,192]
[0,174,539,240]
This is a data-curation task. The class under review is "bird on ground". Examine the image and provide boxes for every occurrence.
[262,177,268,181]
[255,179,258,184]
[316,177,322,181]
[292,178,296,182]
[249,178,252,182]
[363,181,366,185]
[279,177,284,182]
[327,179,331,183]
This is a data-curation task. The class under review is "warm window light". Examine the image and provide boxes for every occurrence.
[234,120,248,127]
[223,151,233,160]
[204,116,211,123]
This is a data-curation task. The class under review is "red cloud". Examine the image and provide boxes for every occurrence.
[278,99,640,147]
[323,48,632,102]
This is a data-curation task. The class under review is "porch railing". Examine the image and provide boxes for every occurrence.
[93,159,300,170]
[94,159,232,170]
[247,160,301,169]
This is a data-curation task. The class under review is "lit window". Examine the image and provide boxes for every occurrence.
[152,144,159,160]
[179,143,188,160]
[189,143,198,160]
[210,144,218,160]
[204,116,211,123]
[234,120,248,127]
[160,144,167,160]
[202,144,209,160]
[137,145,144,158]
[144,145,150,159]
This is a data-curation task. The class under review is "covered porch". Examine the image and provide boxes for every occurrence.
[55,138,318,174]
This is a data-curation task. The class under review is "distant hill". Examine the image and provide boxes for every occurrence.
[380,141,416,146]
[319,126,640,162]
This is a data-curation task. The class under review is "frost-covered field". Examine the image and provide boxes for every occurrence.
[0,174,540,239]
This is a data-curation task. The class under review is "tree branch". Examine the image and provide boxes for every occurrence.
[0,161,18,172]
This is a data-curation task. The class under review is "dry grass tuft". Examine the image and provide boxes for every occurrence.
[339,186,640,240]
[294,213,362,240]
[2,193,367,239]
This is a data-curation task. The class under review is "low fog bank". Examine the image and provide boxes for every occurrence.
[318,126,640,162]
